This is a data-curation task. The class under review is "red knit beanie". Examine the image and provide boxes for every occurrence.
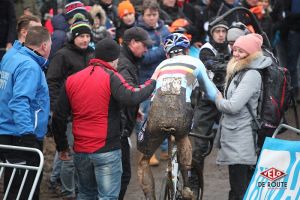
[233,33,263,54]
[118,0,135,18]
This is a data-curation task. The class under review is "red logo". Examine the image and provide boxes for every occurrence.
[260,167,287,181]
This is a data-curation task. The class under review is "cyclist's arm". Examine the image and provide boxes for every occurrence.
[193,60,218,102]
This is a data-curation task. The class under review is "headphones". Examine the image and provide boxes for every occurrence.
[66,31,73,42]
[229,22,251,35]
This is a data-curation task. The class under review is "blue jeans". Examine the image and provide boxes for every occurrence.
[50,122,75,198]
[50,151,61,183]
[60,122,76,197]
[74,149,122,200]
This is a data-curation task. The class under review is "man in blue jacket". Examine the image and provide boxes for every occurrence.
[0,26,51,200]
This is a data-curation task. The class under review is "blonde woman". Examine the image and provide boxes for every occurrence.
[215,33,272,200]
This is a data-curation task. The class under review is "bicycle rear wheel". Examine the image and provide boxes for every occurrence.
[190,167,203,200]
[159,177,173,200]
[175,171,184,199]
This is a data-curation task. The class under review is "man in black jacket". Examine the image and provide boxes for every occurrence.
[47,17,94,110]
[46,16,93,199]
[192,20,230,170]
[117,27,152,200]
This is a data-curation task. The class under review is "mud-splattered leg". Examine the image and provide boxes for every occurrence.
[177,135,194,199]
[137,153,156,200]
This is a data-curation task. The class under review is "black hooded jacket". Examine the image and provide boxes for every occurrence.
[47,42,94,110]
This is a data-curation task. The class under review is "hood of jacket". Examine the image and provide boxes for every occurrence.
[89,58,117,72]
[90,4,107,26]
[52,14,69,31]
[226,51,272,82]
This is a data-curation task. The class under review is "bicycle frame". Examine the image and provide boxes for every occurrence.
[169,135,179,199]
[160,134,183,200]
[163,134,177,200]
[160,131,205,200]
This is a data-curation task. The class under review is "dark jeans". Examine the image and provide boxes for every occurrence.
[228,164,254,200]
[287,31,300,97]
[119,137,131,200]
[0,134,43,200]
[276,31,300,97]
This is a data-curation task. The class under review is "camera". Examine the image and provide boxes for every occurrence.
[207,53,230,91]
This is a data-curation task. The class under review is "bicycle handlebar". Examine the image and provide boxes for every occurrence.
[189,131,216,140]
[189,131,217,157]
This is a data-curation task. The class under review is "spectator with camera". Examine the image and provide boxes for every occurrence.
[191,20,231,167]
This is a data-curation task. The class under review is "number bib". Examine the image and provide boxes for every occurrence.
[161,77,182,95]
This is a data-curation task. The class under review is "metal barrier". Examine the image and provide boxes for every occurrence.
[272,124,300,138]
[0,145,44,200]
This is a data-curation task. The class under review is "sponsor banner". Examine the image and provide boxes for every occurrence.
[244,137,300,200]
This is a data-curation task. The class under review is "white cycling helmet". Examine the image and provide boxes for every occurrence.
[163,33,190,54]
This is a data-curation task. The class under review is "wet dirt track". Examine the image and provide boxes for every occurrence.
[39,107,300,200]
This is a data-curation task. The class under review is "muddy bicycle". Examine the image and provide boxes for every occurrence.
[159,128,215,200]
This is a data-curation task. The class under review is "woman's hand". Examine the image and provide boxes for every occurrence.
[216,91,223,102]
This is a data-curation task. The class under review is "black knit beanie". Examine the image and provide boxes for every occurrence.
[95,38,120,62]
[70,14,91,39]
[209,19,229,36]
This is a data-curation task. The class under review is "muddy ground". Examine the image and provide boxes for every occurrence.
[39,108,299,200]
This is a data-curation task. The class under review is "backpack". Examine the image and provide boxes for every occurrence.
[234,61,293,132]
